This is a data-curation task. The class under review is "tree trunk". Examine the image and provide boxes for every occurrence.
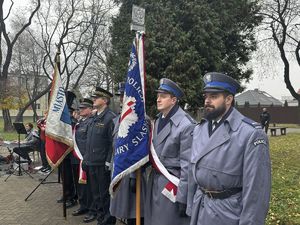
[16,109,24,122]
[2,109,13,132]
[31,102,38,122]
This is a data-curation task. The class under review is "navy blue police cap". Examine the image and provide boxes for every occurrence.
[203,72,240,95]
[156,78,184,99]
[115,82,125,96]
[79,98,93,108]
[91,86,113,98]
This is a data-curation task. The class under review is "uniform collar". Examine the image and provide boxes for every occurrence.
[170,106,185,127]
[156,105,184,127]
[201,107,242,132]
[95,107,109,119]
[224,107,243,131]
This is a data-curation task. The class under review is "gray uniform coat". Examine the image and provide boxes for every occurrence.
[145,107,195,225]
[187,108,271,225]
[110,115,147,219]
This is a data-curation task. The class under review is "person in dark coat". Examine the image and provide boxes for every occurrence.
[260,108,271,133]
[72,98,94,217]
[187,72,271,225]
[145,78,196,225]
[82,87,116,225]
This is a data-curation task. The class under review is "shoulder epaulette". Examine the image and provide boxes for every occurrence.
[109,111,117,117]
[199,118,206,124]
[242,117,261,129]
[185,113,196,124]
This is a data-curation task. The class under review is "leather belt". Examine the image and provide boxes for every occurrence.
[200,187,242,199]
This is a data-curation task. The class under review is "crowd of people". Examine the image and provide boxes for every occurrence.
[12,72,271,225]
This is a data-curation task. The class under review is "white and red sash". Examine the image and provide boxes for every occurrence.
[149,123,179,203]
[72,127,87,184]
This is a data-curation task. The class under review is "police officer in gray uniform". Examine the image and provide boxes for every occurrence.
[187,72,271,225]
[145,78,196,225]
[72,98,94,217]
[83,87,116,225]
[110,82,147,225]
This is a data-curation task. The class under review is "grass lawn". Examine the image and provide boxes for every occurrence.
[266,133,300,225]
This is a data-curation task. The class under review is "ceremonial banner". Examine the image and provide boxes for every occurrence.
[110,33,149,196]
[45,63,73,168]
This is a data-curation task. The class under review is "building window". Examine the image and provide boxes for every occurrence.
[36,103,40,110]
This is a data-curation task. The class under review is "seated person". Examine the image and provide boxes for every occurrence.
[13,123,40,168]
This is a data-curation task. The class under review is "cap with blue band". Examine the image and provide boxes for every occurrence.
[203,72,240,95]
[156,78,184,99]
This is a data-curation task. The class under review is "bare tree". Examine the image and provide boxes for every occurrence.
[0,0,41,131]
[28,0,116,89]
[10,0,116,121]
[78,28,116,92]
[260,0,300,105]
[10,28,48,122]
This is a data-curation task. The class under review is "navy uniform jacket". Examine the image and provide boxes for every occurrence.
[84,107,116,166]
[75,117,92,156]
[187,107,271,225]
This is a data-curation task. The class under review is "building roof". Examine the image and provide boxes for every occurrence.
[235,89,282,106]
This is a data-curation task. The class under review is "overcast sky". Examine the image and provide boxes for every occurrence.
[244,51,300,100]
[3,1,299,100]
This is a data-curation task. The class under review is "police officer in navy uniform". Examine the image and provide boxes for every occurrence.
[110,82,147,225]
[82,87,116,225]
[187,72,271,225]
[72,98,94,217]
[145,78,196,225]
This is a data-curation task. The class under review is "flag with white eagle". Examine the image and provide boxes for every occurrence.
[109,33,149,196]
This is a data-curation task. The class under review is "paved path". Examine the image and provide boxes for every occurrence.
[0,167,98,225]
[287,127,300,133]
[0,146,125,225]
[0,146,97,225]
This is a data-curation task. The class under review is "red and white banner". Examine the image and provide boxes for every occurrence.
[45,63,73,168]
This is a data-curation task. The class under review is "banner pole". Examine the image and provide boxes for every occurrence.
[136,168,141,225]
[55,46,66,219]
[62,161,67,219]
